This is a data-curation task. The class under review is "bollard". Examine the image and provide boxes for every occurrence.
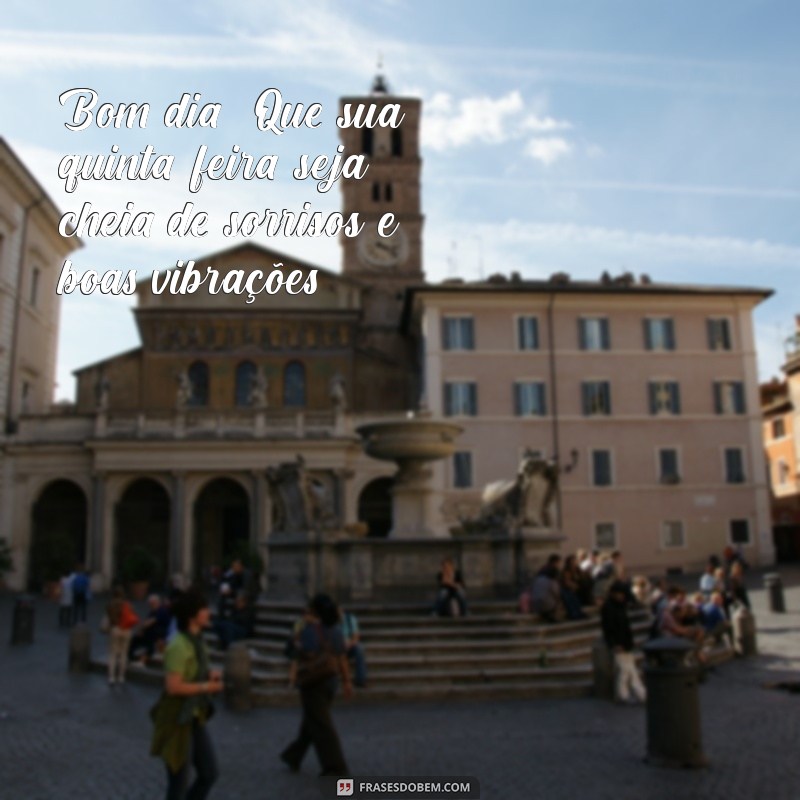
[10,595,35,644]
[224,643,252,711]
[642,638,708,769]
[591,638,614,700]
[764,573,786,613]
[732,606,757,656]
[68,624,92,673]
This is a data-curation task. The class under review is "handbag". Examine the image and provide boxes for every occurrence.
[295,625,339,688]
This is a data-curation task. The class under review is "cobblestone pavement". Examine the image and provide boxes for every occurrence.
[2,570,800,800]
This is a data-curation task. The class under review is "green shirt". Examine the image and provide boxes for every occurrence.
[151,633,212,773]
[163,632,198,682]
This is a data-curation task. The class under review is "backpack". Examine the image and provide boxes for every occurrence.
[295,625,339,688]
[72,573,89,596]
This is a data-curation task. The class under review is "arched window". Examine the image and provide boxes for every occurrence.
[391,127,403,157]
[235,361,257,406]
[283,361,306,407]
[361,128,373,156]
[188,361,209,406]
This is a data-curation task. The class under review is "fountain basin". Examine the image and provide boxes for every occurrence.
[356,419,463,464]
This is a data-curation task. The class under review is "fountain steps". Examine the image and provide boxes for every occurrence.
[91,602,656,704]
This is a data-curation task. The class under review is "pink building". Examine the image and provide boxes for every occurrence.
[408,273,774,573]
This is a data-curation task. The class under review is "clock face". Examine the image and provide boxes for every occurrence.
[357,226,409,268]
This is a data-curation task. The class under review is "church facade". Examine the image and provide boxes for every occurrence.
[0,80,775,593]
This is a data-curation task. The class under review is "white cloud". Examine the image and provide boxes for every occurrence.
[482,219,800,268]
[524,137,572,166]
[422,90,525,150]
[520,114,572,132]
[421,90,578,165]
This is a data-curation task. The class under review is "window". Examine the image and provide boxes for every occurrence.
[21,380,31,414]
[391,127,403,157]
[594,522,617,549]
[644,318,675,351]
[514,382,547,416]
[724,448,746,484]
[361,128,373,155]
[662,520,685,548]
[452,452,473,488]
[707,318,732,350]
[777,460,790,486]
[591,450,613,487]
[581,381,611,416]
[517,316,539,350]
[442,317,474,350]
[444,382,478,416]
[371,182,380,202]
[384,183,393,202]
[30,267,41,307]
[729,519,750,546]
[579,317,610,351]
[648,381,681,415]
[772,418,786,439]
[658,448,680,484]
[713,381,746,415]
[187,361,209,407]
[283,361,306,407]
[235,361,257,407]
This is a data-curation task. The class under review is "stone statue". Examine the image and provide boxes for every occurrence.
[249,367,269,410]
[266,455,337,534]
[175,370,192,410]
[464,450,559,532]
[95,374,110,412]
[329,372,346,412]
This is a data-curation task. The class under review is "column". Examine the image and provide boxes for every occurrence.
[90,472,106,576]
[170,472,186,579]
[251,471,267,546]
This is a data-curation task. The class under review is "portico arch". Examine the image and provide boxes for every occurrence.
[114,478,170,586]
[358,477,394,538]
[29,479,87,591]
[193,477,250,580]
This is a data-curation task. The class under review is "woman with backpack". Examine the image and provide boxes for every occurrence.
[280,593,352,776]
[106,585,139,685]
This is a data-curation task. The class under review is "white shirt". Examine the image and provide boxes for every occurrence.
[699,573,716,594]
[60,574,74,606]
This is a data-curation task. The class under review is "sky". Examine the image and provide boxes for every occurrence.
[1,0,799,400]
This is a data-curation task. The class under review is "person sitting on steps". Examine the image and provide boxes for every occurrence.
[434,558,467,618]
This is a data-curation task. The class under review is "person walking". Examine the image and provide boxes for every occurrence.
[150,588,223,800]
[601,580,646,704]
[106,586,139,685]
[281,594,351,776]
[71,564,90,624]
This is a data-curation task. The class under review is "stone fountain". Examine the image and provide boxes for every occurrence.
[264,413,563,602]
[355,413,463,538]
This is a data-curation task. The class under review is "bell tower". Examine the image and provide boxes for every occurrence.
[339,73,424,293]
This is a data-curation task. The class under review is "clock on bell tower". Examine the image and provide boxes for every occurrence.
[339,73,424,289]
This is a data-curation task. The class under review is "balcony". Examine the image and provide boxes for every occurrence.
[784,332,800,373]
[10,408,346,444]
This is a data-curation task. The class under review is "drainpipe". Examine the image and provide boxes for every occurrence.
[546,292,562,521]
[6,195,44,434]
